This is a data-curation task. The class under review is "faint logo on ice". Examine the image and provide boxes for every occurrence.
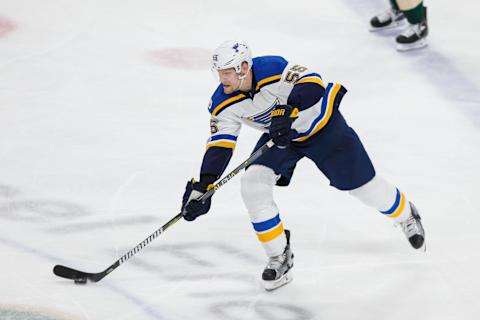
[0,305,80,320]
[0,184,88,222]
[0,15,16,38]
[147,48,211,70]
[0,199,88,222]
[211,301,314,320]
[0,185,21,198]
[128,242,315,319]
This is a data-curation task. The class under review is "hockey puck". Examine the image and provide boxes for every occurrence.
[74,277,87,284]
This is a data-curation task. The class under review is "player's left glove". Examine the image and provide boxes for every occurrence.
[269,104,299,148]
[181,178,213,221]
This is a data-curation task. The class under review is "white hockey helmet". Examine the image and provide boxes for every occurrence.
[212,40,253,74]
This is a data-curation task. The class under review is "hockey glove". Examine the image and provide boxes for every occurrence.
[269,104,299,148]
[181,178,213,221]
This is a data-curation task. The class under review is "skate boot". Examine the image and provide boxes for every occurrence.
[370,7,405,31]
[397,202,425,250]
[396,8,428,51]
[262,229,294,291]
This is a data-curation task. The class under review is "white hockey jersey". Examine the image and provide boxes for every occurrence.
[206,56,346,151]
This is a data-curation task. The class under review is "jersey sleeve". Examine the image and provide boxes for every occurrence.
[287,72,326,111]
[200,112,242,178]
[280,64,347,142]
[291,82,347,142]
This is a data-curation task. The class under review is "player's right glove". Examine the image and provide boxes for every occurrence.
[269,104,299,148]
[181,178,213,221]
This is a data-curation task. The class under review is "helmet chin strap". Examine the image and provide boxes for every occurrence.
[236,68,250,91]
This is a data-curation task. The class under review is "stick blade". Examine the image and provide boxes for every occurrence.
[53,265,90,281]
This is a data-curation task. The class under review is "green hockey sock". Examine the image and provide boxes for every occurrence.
[403,3,426,24]
[390,0,400,11]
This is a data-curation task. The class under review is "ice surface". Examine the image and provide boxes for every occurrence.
[1,0,479,319]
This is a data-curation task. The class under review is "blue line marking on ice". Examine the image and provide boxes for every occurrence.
[103,282,168,320]
[0,237,67,264]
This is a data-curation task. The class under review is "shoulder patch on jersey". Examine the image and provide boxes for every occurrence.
[252,56,288,92]
[208,84,249,116]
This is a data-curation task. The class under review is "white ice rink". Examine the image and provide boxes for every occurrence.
[1,0,479,319]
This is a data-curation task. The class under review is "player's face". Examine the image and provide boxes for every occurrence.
[218,68,240,94]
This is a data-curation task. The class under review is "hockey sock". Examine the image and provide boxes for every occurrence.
[251,213,286,257]
[241,165,287,257]
[390,0,400,11]
[396,0,426,24]
[349,175,412,223]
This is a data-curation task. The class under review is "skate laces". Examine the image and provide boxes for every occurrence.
[400,214,419,237]
[377,9,394,22]
[401,23,425,37]
[266,253,286,270]
[377,8,401,22]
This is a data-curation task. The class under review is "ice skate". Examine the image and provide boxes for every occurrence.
[370,8,405,31]
[262,229,294,291]
[396,8,428,51]
[396,203,425,251]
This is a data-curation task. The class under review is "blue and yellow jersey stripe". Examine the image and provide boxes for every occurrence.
[252,214,284,243]
[295,73,326,89]
[206,134,237,151]
[293,83,342,142]
[209,91,248,116]
[255,74,282,93]
[381,188,406,218]
[252,56,288,93]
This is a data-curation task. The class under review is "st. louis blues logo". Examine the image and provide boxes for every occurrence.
[232,43,239,52]
[247,99,279,127]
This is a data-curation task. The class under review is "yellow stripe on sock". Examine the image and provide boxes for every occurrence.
[389,192,406,218]
[257,223,284,242]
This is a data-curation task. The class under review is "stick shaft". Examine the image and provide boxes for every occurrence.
[117,139,274,266]
[53,139,274,282]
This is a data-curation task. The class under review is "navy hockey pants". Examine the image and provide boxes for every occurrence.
[250,110,376,191]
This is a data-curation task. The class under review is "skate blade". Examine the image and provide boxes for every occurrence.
[264,271,293,291]
[369,20,405,32]
[420,242,427,252]
[396,39,428,51]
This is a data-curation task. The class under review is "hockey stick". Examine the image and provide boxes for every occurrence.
[53,139,275,284]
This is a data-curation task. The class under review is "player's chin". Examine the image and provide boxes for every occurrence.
[223,85,233,94]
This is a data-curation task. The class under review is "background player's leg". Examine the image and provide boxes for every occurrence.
[370,0,405,31]
[397,0,426,24]
[395,0,428,51]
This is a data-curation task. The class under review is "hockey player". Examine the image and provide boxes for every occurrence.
[180,41,426,291]
[370,0,428,51]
